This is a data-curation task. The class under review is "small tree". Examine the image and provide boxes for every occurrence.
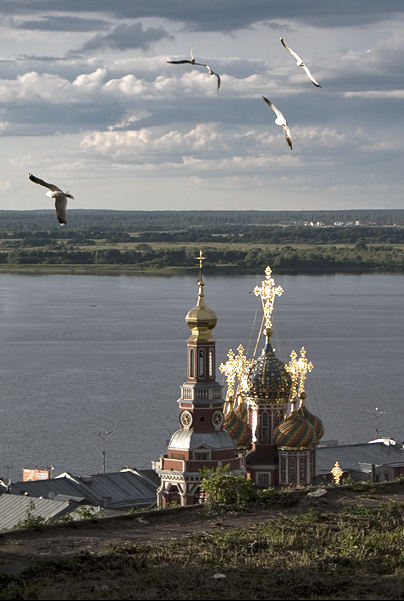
[199,465,256,508]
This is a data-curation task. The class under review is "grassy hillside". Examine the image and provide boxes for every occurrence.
[1,482,404,599]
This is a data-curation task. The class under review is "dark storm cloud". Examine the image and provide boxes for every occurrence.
[13,16,111,32]
[74,22,174,54]
[1,1,403,32]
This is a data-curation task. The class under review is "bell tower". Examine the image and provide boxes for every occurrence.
[157,251,244,507]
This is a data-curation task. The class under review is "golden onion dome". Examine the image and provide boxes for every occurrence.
[186,279,217,342]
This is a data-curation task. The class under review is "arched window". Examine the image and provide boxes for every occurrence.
[281,456,287,483]
[299,455,306,483]
[289,456,297,483]
[189,348,195,379]
[208,348,214,378]
[198,348,205,378]
[261,411,269,443]
[309,450,315,476]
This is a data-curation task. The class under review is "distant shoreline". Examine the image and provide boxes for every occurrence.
[0,264,402,276]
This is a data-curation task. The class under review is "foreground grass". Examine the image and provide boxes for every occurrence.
[2,501,404,600]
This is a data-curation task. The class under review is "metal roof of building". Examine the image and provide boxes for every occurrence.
[169,429,236,450]
[317,441,404,474]
[74,469,157,508]
[0,494,78,532]
[8,469,157,509]
[9,475,94,503]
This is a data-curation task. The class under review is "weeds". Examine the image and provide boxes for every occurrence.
[13,500,45,531]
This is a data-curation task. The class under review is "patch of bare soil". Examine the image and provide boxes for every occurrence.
[1,482,403,577]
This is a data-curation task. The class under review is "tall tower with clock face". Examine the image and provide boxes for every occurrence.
[156,252,245,507]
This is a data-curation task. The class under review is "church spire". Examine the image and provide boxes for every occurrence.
[185,250,217,343]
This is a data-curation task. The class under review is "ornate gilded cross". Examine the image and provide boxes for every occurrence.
[254,266,283,333]
[285,350,299,400]
[297,347,313,396]
[331,461,343,485]
[219,344,252,403]
[219,349,237,403]
[234,344,253,394]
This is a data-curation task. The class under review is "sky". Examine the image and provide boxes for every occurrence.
[0,1,403,213]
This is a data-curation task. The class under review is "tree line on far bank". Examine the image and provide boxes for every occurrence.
[2,242,404,273]
[2,224,404,246]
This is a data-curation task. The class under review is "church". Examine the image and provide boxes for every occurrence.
[156,257,324,506]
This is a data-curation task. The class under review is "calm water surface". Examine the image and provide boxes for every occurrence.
[0,272,403,480]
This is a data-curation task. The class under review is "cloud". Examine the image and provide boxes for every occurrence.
[78,122,355,168]
[1,1,403,32]
[74,22,174,54]
[344,90,404,99]
[13,16,111,32]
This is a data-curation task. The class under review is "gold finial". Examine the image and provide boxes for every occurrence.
[331,461,343,485]
[285,350,299,400]
[196,249,206,280]
[297,347,313,398]
[254,266,283,340]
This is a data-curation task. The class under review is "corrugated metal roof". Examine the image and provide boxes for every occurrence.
[8,469,157,509]
[317,442,404,474]
[75,470,157,508]
[9,475,97,503]
[0,494,77,532]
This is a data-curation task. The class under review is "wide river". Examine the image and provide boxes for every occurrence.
[0,272,403,481]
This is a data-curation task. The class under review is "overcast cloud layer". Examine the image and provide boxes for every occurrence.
[0,1,403,211]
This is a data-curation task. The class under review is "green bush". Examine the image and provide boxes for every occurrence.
[200,465,257,508]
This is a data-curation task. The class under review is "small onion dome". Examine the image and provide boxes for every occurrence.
[224,405,252,450]
[274,408,317,450]
[186,280,217,342]
[298,393,324,443]
[245,340,292,405]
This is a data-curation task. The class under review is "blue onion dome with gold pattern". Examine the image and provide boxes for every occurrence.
[245,337,292,405]
[298,392,324,443]
[273,401,317,450]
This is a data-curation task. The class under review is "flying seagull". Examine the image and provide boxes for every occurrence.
[28,173,73,226]
[262,96,292,150]
[167,48,221,91]
[280,37,322,88]
[201,64,221,91]
[166,45,197,65]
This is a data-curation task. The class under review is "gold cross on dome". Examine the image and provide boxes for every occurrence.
[285,350,299,400]
[254,266,283,330]
[196,249,206,270]
[219,349,237,403]
[235,344,253,394]
[297,347,313,396]
[196,249,206,281]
